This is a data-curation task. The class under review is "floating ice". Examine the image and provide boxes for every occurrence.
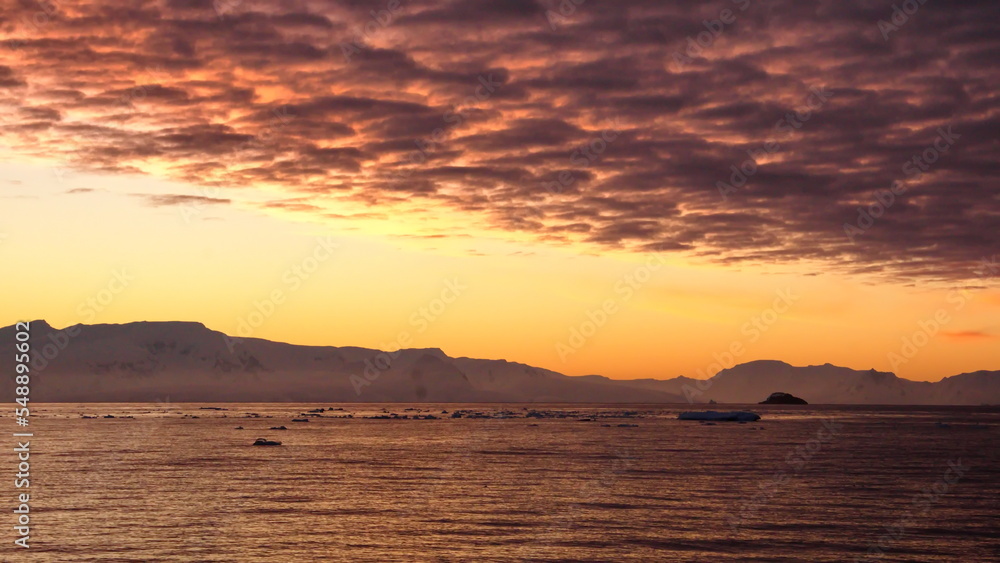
[678,411,761,422]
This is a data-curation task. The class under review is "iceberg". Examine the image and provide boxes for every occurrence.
[678,411,761,422]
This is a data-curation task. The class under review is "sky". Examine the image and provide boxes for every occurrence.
[0,0,997,381]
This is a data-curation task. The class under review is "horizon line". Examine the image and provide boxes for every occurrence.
[11,318,995,384]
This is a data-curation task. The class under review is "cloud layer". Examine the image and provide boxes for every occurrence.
[2,0,998,281]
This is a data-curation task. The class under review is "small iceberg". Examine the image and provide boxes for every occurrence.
[678,411,761,422]
[252,438,282,446]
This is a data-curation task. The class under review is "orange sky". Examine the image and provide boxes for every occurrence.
[1,161,996,381]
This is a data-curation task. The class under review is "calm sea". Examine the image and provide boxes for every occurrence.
[3,404,998,561]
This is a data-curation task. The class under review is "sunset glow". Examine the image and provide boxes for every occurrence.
[1,0,997,382]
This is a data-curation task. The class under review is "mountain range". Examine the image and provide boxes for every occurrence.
[2,320,997,405]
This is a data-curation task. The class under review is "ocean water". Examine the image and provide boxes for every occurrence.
[4,404,998,562]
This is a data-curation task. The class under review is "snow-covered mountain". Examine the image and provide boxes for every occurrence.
[2,321,996,404]
[634,360,1000,405]
[0,320,685,403]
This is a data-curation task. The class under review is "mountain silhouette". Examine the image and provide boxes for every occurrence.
[2,321,996,404]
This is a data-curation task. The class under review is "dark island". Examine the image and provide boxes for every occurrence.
[759,392,808,405]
